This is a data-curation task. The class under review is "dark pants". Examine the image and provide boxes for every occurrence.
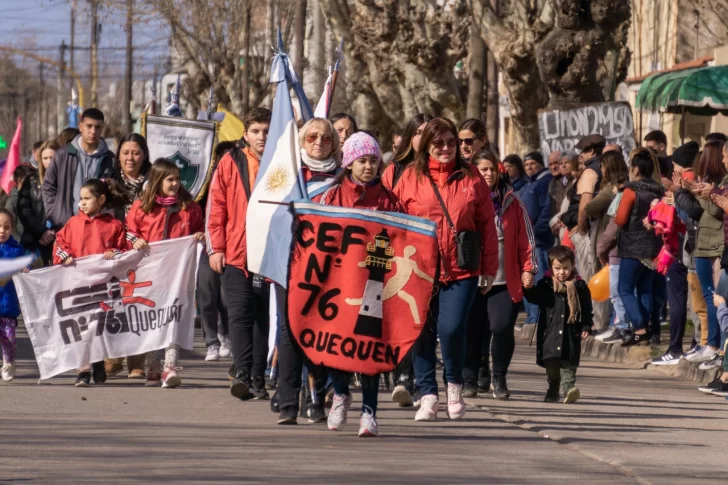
[650,273,667,338]
[222,266,269,378]
[198,251,229,347]
[414,277,478,396]
[618,258,655,331]
[695,257,721,348]
[392,349,414,384]
[330,369,379,415]
[275,285,329,414]
[463,285,518,382]
[544,359,577,391]
[666,261,688,354]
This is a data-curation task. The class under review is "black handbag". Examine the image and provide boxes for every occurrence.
[429,178,482,271]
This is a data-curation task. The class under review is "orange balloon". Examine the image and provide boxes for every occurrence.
[588,265,610,302]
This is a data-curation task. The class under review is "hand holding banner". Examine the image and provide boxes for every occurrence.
[13,237,200,379]
[287,202,438,375]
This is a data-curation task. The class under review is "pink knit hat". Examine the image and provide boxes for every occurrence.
[341,132,381,169]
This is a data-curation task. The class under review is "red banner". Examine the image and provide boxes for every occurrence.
[287,202,438,375]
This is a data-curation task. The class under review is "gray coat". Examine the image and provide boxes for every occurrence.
[42,142,114,230]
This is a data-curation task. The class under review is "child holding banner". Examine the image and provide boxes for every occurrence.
[53,178,131,387]
[0,209,26,382]
[317,132,400,437]
[126,159,204,388]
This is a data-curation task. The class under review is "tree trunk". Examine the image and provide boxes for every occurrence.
[466,22,485,120]
[485,48,499,149]
[292,0,307,77]
[305,0,326,103]
[241,4,251,114]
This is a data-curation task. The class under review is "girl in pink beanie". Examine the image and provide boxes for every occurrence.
[313,131,402,437]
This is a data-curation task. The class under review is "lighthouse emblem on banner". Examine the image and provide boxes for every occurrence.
[353,229,395,339]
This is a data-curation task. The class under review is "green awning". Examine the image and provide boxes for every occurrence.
[635,65,728,116]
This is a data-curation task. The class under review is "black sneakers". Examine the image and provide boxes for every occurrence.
[230,372,253,401]
[270,389,280,413]
[492,377,510,400]
[91,362,106,384]
[462,380,478,398]
[478,367,491,392]
[307,403,326,423]
[75,372,91,387]
[698,378,724,394]
[251,376,270,400]
[709,380,728,396]
[621,331,651,347]
[277,408,298,425]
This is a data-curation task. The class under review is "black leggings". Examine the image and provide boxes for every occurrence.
[463,285,518,381]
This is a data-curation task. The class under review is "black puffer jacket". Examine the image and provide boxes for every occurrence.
[617,179,665,260]
[17,172,46,251]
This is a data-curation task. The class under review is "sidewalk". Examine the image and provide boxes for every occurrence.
[0,326,724,484]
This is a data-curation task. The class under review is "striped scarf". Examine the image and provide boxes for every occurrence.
[121,171,145,214]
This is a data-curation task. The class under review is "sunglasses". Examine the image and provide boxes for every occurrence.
[459,138,476,146]
[305,133,333,145]
[432,138,458,149]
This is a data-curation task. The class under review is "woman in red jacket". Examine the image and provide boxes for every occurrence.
[463,150,536,400]
[53,178,130,387]
[393,118,498,422]
[127,158,204,388]
[317,132,400,437]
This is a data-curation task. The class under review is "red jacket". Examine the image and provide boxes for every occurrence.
[393,161,499,283]
[498,188,537,302]
[126,199,204,244]
[53,211,126,264]
[317,175,402,211]
[205,147,261,272]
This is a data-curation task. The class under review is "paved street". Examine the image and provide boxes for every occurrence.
[1,326,725,485]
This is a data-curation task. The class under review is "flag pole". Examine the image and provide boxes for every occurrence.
[328,39,344,110]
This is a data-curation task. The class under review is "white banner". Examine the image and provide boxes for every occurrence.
[142,114,218,200]
[13,237,201,379]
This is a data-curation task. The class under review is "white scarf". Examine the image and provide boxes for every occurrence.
[300,148,337,173]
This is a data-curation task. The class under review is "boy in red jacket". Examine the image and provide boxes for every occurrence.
[205,107,272,400]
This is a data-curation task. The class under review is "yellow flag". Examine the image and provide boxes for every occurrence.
[216,105,245,142]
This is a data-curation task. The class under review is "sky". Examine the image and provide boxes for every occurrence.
[1,0,171,88]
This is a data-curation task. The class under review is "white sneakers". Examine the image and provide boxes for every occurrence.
[358,408,379,437]
[415,386,468,422]
[327,394,351,431]
[683,346,717,364]
[414,394,439,422]
[205,344,221,362]
[161,368,181,388]
[1,361,15,382]
[446,383,466,420]
[219,335,232,358]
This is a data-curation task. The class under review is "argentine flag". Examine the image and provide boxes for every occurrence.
[246,35,313,288]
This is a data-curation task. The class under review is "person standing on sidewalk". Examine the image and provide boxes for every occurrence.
[462,150,536,400]
[520,152,554,327]
[523,245,592,404]
[393,118,498,422]
[206,107,273,402]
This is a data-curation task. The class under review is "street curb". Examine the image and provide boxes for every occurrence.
[514,325,718,384]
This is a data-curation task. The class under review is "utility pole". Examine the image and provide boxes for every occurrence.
[123,0,133,133]
[241,5,251,113]
[90,0,99,107]
[39,62,45,141]
[22,91,29,156]
[70,0,76,81]
[57,41,67,135]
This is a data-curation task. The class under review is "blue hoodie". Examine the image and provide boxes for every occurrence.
[520,167,554,248]
[0,237,24,318]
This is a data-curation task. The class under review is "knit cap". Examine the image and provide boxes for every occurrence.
[341,132,381,169]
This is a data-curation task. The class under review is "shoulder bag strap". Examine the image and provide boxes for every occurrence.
[428,176,456,231]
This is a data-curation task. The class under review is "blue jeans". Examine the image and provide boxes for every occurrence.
[414,277,478,396]
[617,258,654,331]
[609,263,629,330]
[524,247,550,324]
[695,257,721,348]
[329,369,379,415]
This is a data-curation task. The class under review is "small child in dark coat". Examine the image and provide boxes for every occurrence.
[523,245,593,404]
